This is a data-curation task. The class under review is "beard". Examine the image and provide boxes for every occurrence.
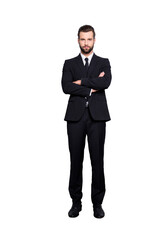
[79,44,94,54]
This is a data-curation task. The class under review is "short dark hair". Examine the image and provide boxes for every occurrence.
[78,25,95,39]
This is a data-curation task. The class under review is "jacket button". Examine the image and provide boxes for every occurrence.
[85,97,87,99]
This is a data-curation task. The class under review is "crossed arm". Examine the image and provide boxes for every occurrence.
[73,71,105,93]
[61,59,111,97]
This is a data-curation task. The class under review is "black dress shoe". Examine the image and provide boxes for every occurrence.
[93,205,105,218]
[68,204,82,218]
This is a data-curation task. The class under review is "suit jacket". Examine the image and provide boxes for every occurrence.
[61,53,112,122]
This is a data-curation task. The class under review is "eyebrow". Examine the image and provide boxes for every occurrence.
[80,38,92,40]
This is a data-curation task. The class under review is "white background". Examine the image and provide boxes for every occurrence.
[0,0,160,239]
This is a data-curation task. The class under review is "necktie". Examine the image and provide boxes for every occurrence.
[84,58,89,75]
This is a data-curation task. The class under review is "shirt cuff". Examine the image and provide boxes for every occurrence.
[89,89,92,96]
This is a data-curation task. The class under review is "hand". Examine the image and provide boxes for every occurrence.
[99,71,105,77]
[73,80,81,85]
[91,89,98,93]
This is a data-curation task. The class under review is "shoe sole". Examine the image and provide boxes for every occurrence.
[94,214,105,218]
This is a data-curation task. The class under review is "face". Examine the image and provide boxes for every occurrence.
[78,31,96,55]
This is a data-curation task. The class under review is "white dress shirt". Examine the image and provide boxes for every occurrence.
[80,52,94,96]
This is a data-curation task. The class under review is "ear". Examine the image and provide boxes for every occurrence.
[94,38,96,44]
[77,38,80,44]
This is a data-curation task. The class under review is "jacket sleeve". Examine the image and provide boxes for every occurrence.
[81,59,112,90]
[61,60,91,97]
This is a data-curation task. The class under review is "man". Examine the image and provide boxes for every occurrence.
[61,25,112,218]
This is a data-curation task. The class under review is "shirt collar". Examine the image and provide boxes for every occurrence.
[80,52,94,65]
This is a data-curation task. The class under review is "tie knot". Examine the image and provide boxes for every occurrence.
[85,58,88,63]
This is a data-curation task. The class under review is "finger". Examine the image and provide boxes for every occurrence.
[99,73,104,77]
[99,72,105,76]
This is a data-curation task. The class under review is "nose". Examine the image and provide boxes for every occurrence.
[84,40,88,46]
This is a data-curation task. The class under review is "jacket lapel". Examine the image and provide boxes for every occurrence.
[75,54,86,76]
[75,53,99,77]
[87,53,98,76]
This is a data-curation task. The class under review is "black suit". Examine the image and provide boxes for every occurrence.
[61,53,112,206]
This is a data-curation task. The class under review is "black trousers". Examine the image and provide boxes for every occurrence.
[67,105,106,207]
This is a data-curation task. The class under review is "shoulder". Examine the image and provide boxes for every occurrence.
[95,54,111,66]
[62,55,79,70]
[64,55,79,64]
[95,54,109,62]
